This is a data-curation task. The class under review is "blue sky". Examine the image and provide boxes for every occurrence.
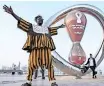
[0,1,104,72]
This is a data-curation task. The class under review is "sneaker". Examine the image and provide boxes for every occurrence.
[94,75,97,79]
[21,82,31,86]
[51,82,58,86]
[42,77,45,79]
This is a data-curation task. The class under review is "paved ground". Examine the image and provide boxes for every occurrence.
[0,74,104,86]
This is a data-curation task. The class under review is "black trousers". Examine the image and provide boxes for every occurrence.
[83,66,96,77]
[89,66,96,77]
[81,66,96,77]
[34,67,45,79]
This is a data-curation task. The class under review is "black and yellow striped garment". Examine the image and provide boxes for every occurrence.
[17,18,57,81]
[18,18,57,52]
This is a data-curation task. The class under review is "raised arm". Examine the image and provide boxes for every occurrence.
[48,24,65,36]
[3,5,32,32]
[3,5,20,21]
[50,24,65,30]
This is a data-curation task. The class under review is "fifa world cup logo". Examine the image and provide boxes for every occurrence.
[65,10,87,65]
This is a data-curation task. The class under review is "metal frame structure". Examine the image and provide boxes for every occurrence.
[44,4,104,77]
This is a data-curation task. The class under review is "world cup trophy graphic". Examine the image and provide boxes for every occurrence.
[65,10,87,65]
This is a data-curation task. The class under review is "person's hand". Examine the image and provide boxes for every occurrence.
[3,5,13,14]
[58,24,65,28]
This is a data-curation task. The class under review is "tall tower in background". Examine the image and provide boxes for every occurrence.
[18,62,21,70]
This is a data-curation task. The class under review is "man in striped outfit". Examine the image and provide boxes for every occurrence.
[3,5,65,86]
